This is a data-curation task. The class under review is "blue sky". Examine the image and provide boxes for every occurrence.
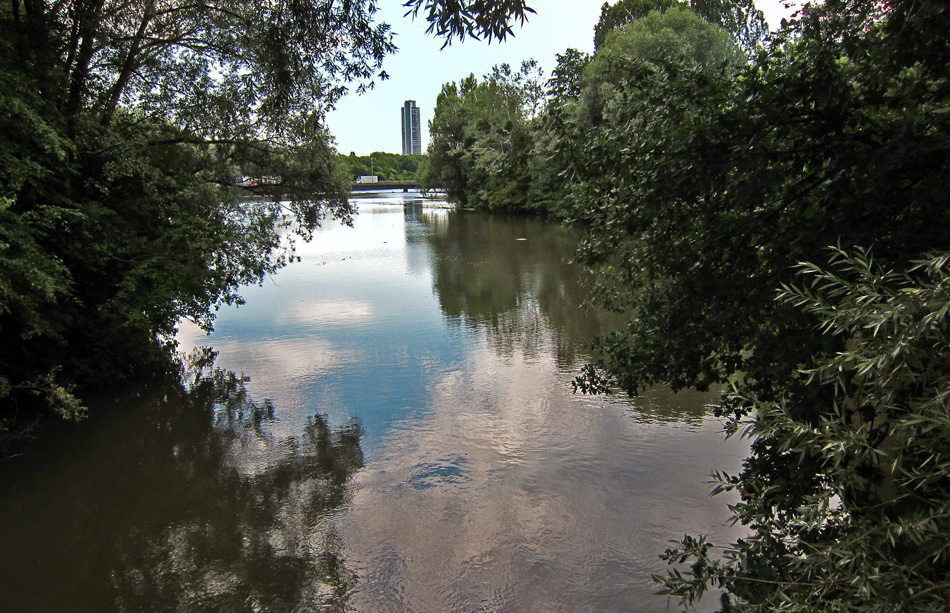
[326,0,800,156]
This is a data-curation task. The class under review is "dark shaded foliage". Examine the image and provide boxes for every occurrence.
[1,0,538,436]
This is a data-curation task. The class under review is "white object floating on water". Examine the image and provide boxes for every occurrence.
[516,238,527,241]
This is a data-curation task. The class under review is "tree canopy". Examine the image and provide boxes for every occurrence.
[569,0,950,609]
[422,1,752,217]
[337,151,426,181]
[423,0,950,608]
[422,60,544,211]
[0,0,540,440]
[592,0,766,53]
[402,0,535,46]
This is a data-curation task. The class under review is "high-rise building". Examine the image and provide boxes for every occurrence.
[400,100,422,155]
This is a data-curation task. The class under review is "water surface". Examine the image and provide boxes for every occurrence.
[0,193,746,611]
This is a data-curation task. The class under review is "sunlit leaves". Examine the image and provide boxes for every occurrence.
[422,60,544,211]
[593,0,768,54]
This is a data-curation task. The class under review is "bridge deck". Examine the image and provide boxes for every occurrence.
[350,180,419,192]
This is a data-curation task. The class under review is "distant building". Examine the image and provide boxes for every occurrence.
[400,100,422,155]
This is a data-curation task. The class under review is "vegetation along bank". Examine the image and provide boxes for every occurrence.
[422,1,950,609]
[3,0,949,608]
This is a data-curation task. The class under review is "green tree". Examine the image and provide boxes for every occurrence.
[336,152,426,181]
[545,48,591,105]
[523,48,589,218]
[658,248,950,610]
[423,60,544,211]
[422,74,478,203]
[579,6,744,133]
[403,0,535,45]
[569,0,950,608]
[0,0,540,438]
[593,0,679,49]
[574,0,949,400]
[593,0,766,53]
[537,6,742,224]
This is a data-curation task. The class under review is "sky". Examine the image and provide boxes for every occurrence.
[326,0,801,156]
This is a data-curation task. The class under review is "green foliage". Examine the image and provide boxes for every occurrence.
[423,60,545,212]
[536,6,742,224]
[1,98,352,432]
[1,0,541,435]
[578,5,744,136]
[597,6,743,70]
[561,0,950,608]
[546,48,590,105]
[593,0,767,53]
[336,152,426,181]
[424,4,749,218]
[403,0,536,46]
[593,0,680,49]
[574,0,950,400]
[657,248,950,611]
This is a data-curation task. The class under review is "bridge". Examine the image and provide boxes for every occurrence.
[238,178,432,198]
[350,180,420,192]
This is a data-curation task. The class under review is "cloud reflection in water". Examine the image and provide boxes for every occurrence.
[173,200,749,611]
[339,338,746,612]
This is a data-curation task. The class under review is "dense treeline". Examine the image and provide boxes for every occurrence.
[423,60,546,211]
[337,152,426,181]
[425,0,950,609]
[0,0,533,442]
[421,0,760,215]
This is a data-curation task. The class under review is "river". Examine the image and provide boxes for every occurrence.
[0,193,747,612]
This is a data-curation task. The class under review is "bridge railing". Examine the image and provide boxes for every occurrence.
[350,180,420,192]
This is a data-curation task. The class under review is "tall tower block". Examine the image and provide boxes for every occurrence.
[400,100,422,155]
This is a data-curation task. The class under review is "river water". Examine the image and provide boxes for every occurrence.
[0,193,747,611]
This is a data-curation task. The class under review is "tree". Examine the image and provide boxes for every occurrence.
[0,0,540,438]
[658,248,950,610]
[336,152,426,181]
[402,0,535,46]
[422,74,479,203]
[580,5,744,128]
[423,60,545,212]
[569,0,950,608]
[523,47,590,218]
[574,0,950,400]
[545,48,591,105]
[593,0,679,49]
[545,5,742,227]
[593,0,767,54]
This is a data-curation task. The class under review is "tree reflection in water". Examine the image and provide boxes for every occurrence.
[421,209,612,369]
[0,364,363,612]
[418,208,715,423]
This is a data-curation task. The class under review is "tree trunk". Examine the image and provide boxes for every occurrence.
[100,0,155,124]
[65,0,106,121]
